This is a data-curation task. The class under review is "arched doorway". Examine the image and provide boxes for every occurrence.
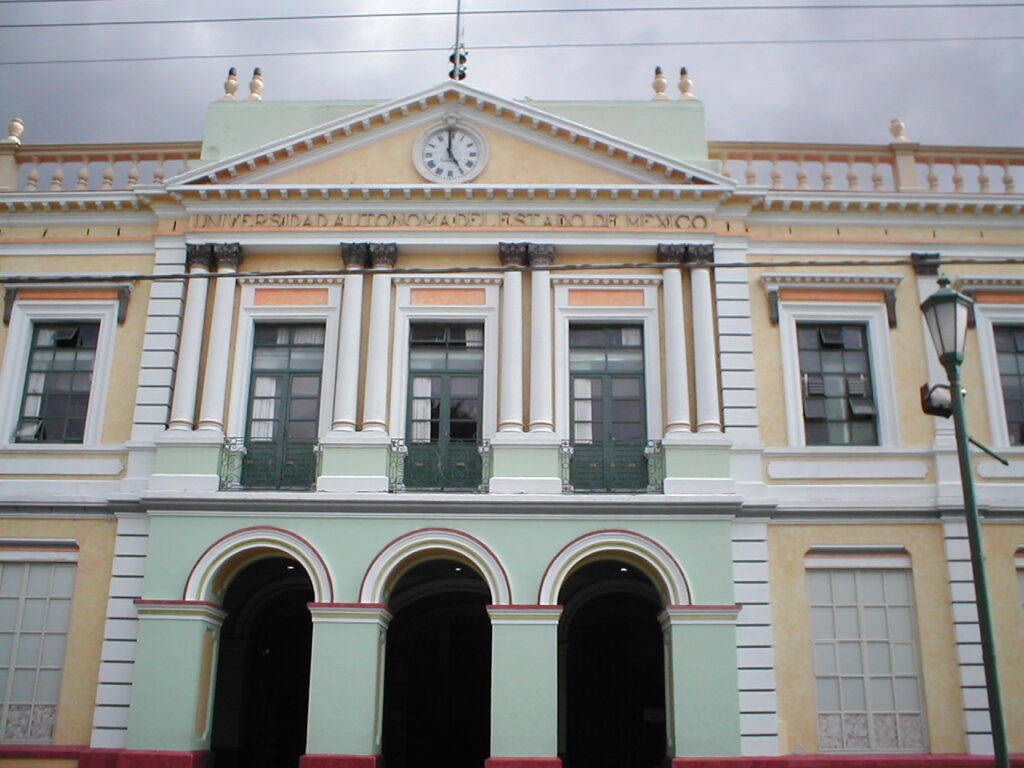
[210,556,314,768]
[382,558,491,768]
[559,559,667,768]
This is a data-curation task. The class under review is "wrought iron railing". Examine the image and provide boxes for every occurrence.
[561,439,663,493]
[218,436,318,491]
[388,438,491,492]
[219,437,247,491]
[388,438,408,492]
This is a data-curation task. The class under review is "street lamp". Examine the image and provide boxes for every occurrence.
[920,277,1009,768]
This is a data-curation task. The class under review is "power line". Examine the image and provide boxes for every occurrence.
[2,3,1022,29]
[2,34,1019,67]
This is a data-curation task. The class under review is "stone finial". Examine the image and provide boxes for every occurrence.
[678,67,694,99]
[222,67,238,101]
[340,242,370,269]
[498,242,529,267]
[652,66,668,100]
[890,117,908,143]
[4,118,24,145]
[246,67,263,101]
[368,243,398,269]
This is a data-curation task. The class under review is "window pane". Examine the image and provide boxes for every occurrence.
[994,326,1024,446]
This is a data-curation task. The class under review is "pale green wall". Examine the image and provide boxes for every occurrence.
[490,621,559,757]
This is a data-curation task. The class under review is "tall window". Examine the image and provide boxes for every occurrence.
[808,569,926,752]
[405,323,484,491]
[569,325,647,492]
[993,326,1024,445]
[0,562,74,743]
[797,323,878,446]
[16,323,99,443]
[241,324,324,490]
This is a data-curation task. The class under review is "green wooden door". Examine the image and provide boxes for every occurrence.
[241,324,324,489]
[405,323,484,491]
[569,325,647,492]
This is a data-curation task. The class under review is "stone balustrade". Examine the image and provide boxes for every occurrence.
[0,142,202,192]
[709,141,1024,195]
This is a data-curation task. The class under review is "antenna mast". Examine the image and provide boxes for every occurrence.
[448,0,467,80]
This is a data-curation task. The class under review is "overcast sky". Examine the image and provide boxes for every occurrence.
[0,0,1021,148]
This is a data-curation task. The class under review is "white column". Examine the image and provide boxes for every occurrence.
[196,244,242,433]
[167,245,212,430]
[659,245,691,434]
[687,245,722,433]
[333,244,368,431]
[361,243,397,433]
[528,245,555,433]
[498,244,526,432]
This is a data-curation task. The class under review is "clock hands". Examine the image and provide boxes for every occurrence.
[446,129,463,173]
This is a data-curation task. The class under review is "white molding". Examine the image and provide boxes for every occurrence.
[777,300,900,447]
[386,275,501,440]
[538,529,690,606]
[0,456,124,475]
[552,280,664,441]
[359,527,512,604]
[184,526,333,604]
[224,280,343,439]
[0,299,120,446]
[971,301,1023,447]
[761,273,902,290]
[767,460,928,480]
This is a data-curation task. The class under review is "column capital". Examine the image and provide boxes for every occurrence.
[134,599,227,625]
[212,242,243,270]
[368,242,398,268]
[308,602,392,628]
[341,242,370,269]
[527,243,556,267]
[658,604,741,628]
[683,244,714,265]
[656,244,687,264]
[487,604,563,625]
[185,243,214,271]
[498,242,529,267]
[911,252,941,276]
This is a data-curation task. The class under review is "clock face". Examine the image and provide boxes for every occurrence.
[414,124,488,183]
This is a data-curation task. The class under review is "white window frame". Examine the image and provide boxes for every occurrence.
[0,543,79,745]
[972,302,1024,448]
[225,279,343,440]
[552,278,664,442]
[805,547,928,753]
[778,301,899,447]
[0,300,119,448]
[387,277,501,440]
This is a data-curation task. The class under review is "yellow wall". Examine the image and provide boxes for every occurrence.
[769,523,965,754]
[1,516,117,746]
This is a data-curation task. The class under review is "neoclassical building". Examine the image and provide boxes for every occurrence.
[0,71,1022,768]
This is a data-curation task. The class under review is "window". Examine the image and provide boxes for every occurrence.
[992,326,1024,446]
[241,324,325,489]
[797,323,877,446]
[807,568,926,752]
[404,323,484,491]
[15,323,99,443]
[0,561,74,743]
[569,324,647,491]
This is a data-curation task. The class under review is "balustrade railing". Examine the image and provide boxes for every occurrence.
[1,142,202,193]
[709,142,1024,195]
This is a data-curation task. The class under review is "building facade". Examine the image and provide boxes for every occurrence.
[0,74,1023,768]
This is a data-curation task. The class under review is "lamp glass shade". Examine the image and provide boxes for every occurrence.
[920,280,972,366]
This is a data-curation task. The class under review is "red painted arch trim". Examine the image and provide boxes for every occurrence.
[358,526,512,604]
[181,525,333,602]
[671,756,1024,768]
[307,602,387,609]
[537,528,690,604]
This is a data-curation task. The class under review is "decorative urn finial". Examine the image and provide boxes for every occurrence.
[678,67,694,99]
[652,66,668,100]
[246,67,264,101]
[4,117,24,144]
[222,67,238,100]
[890,117,908,142]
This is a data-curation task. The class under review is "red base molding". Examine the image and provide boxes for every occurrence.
[299,756,380,768]
[114,750,212,768]
[486,759,562,768]
[672,756,1024,768]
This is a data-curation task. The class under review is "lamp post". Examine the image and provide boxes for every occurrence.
[920,277,1009,768]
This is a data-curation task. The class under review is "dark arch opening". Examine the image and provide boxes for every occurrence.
[210,556,314,768]
[559,559,667,768]
[382,558,491,768]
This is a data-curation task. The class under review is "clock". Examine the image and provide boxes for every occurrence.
[413,121,488,183]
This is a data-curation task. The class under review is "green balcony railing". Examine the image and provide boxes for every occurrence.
[561,439,663,493]
[218,437,319,491]
[389,438,492,492]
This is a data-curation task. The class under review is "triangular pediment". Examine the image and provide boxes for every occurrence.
[166,82,734,190]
